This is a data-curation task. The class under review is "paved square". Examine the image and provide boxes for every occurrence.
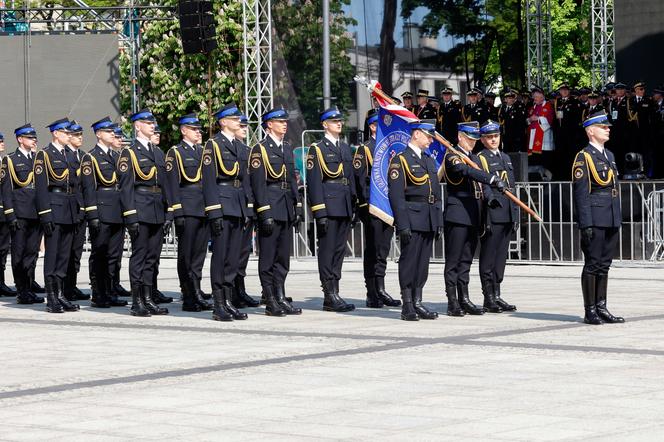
[1,256,663,441]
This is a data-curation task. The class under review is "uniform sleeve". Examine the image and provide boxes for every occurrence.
[117,149,138,225]
[387,156,407,231]
[353,145,369,208]
[447,152,495,185]
[201,140,222,220]
[305,145,327,219]
[80,154,99,220]
[289,149,302,214]
[242,146,255,215]
[1,158,15,223]
[248,145,271,220]
[33,151,52,224]
[164,147,183,218]
[572,151,592,228]
[477,152,496,201]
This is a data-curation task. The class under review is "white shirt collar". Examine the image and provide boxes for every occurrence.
[408,143,421,158]
[268,133,284,147]
[324,133,339,146]
[136,136,150,149]
[489,148,500,156]
[97,142,110,154]
[183,139,195,149]
[19,146,32,157]
[52,141,65,153]
[589,141,605,154]
[220,130,235,144]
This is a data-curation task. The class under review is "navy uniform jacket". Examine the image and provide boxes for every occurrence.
[478,148,518,224]
[442,148,494,226]
[118,140,170,225]
[1,150,38,221]
[237,139,255,216]
[249,135,301,223]
[66,146,85,223]
[388,147,443,233]
[498,102,528,151]
[436,100,462,144]
[461,103,489,124]
[572,144,621,229]
[306,136,357,219]
[201,133,250,220]
[165,141,205,218]
[414,104,436,120]
[352,137,375,209]
[80,145,122,224]
[34,143,80,225]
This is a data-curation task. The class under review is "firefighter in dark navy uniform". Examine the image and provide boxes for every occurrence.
[164,113,213,312]
[413,89,436,120]
[201,102,251,322]
[80,117,128,308]
[306,107,357,312]
[388,121,442,321]
[353,109,400,309]
[572,111,624,325]
[1,124,44,305]
[498,88,527,153]
[0,132,17,298]
[436,87,462,145]
[442,121,507,317]
[117,109,170,317]
[477,120,518,313]
[109,124,132,300]
[34,118,81,313]
[249,107,303,316]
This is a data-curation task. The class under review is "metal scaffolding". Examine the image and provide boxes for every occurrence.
[591,0,616,88]
[525,0,552,90]
[242,0,273,145]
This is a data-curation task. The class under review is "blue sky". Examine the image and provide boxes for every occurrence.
[341,0,455,50]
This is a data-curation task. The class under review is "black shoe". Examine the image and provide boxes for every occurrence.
[130,285,151,317]
[191,279,212,310]
[582,273,603,325]
[105,279,127,307]
[375,276,401,307]
[322,280,355,312]
[445,285,465,317]
[481,280,502,313]
[494,283,516,311]
[152,288,173,304]
[595,274,624,323]
[45,277,64,313]
[413,288,438,319]
[233,276,259,308]
[142,285,168,315]
[55,278,79,312]
[114,282,132,297]
[458,284,484,315]
[182,280,203,312]
[400,290,419,321]
[70,286,90,301]
[211,289,233,321]
[222,287,248,320]
[263,286,287,317]
[365,277,384,308]
[0,280,17,297]
[90,294,111,308]
[29,292,45,304]
[31,280,45,294]
[197,280,212,301]
[275,284,302,315]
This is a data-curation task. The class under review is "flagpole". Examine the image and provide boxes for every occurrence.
[355,76,543,223]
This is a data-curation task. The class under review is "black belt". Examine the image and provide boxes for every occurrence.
[49,187,74,194]
[135,185,162,193]
[267,181,290,190]
[98,185,119,191]
[406,195,436,204]
[324,177,349,185]
[217,179,241,188]
[450,191,481,198]
[595,189,618,197]
[180,183,202,189]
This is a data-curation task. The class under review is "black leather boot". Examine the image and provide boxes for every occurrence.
[446,285,464,317]
[458,283,484,315]
[233,276,260,308]
[45,277,64,313]
[113,272,131,297]
[365,277,384,308]
[0,270,17,297]
[89,272,101,303]
[142,285,169,315]
[106,277,128,307]
[400,289,418,321]
[182,279,202,312]
[90,277,111,308]
[15,276,35,304]
[263,286,287,317]
[211,289,233,321]
[222,286,247,320]
[375,276,401,307]
[582,273,602,325]
[56,277,79,311]
[197,279,212,300]
[152,286,173,304]
[595,274,624,323]
[494,283,516,311]
[65,273,89,301]
[413,288,438,319]
[31,279,45,294]
[27,273,44,303]
[275,284,302,315]
[481,280,502,313]
[192,279,212,310]
[130,285,151,317]
[323,280,355,312]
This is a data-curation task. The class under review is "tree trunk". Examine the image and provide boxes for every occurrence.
[378,0,397,95]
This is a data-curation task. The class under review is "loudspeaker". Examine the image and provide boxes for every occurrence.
[178,0,217,54]
[507,152,528,182]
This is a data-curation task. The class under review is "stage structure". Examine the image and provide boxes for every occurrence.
[591,0,616,88]
[525,0,552,90]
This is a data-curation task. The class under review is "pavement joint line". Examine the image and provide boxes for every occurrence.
[457,340,664,356]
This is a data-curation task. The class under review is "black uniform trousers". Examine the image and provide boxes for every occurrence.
[10,219,41,289]
[581,227,619,276]
[210,217,242,291]
[129,223,163,287]
[0,222,10,281]
[90,222,123,293]
[66,218,86,286]
[362,214,393,281]
[176,216,208,285]
[398,231,434,290]
[479,223,511,284]
[43,224,75,279]
[444,223,478,287]
[258,219,291,290]
[316,216,350,282]
[237,219,253,279]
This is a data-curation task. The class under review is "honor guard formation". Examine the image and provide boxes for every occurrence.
[0,90,625,324]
